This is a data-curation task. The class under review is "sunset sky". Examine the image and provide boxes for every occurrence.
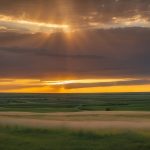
[0,0,150,93]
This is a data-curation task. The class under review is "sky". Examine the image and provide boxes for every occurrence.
[0,0,150,93]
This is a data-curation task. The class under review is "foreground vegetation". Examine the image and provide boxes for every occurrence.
[0,93,150,112]
[0,93,150,149]
[0,126,150,150]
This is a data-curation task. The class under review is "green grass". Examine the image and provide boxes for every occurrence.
[0,126,150,150]
[1,93,150,149]
[0,93,150,112]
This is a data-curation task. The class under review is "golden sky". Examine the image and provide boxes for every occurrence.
[0,0,150,93]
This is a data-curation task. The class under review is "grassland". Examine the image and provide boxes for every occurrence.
[0,126,150,150]
[0,93,150,150]
[0,93,150,112]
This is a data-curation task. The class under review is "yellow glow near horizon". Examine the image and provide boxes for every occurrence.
[0,14,70,33]
[2,84,150,93]
[0,78,150,93]
[45,78,130,85]
[65,84,150,93]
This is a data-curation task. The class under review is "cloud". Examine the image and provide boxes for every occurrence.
[0,14,69,34]
[0,27,150,79]
[0,0,150,30]
[0,0,150,82]
[63,79,150,89]
[0,85,45,90]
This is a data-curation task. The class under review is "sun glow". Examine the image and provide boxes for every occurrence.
[45,79,130,86]
[112,15,150,28]
[0,78,150,93]
[88,15,150,29]
[0,14,70,33]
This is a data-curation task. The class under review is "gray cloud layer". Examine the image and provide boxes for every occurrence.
[0,28,150,79]
[64,79,150,89]
[0,0,150,82]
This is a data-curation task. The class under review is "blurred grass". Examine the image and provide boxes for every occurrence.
[0,125,150,150]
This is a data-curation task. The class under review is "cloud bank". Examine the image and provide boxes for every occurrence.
[0,0,150,91]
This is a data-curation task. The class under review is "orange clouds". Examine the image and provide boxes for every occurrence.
[0,78,150,93]
[0,14,70,33]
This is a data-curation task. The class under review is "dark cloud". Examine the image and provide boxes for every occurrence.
[0,1,150,82]
[0,0,150,28]
[64,79,150,89]
[0,27,150,79]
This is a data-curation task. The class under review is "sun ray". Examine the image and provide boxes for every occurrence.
[0,14,70,33]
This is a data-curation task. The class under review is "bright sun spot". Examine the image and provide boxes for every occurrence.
[45,79,130,86]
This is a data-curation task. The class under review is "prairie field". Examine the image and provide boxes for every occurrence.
[0,93,150,150]
[0,126,150,150]
[0,93,150,112]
